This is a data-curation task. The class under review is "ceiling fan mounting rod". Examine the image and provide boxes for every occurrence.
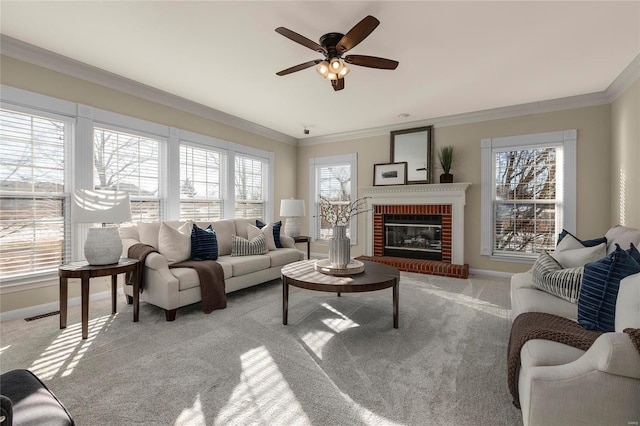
[319,32,345,59]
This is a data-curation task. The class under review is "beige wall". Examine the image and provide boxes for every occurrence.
[611,78,640,229]
[298,104,612,274]
[0,56,297,314]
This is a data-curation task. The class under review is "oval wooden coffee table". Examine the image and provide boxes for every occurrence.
[281,260,401,328]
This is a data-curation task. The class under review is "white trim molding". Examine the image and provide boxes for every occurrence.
[361,183,471,265]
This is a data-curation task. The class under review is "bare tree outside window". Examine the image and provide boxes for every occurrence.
[93,127,160,222]
[318,164,351,239]
[180,145,224,221]
[234,155,265,219]
[493,148,557,254]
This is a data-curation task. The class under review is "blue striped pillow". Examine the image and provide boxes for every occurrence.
[628,243,640,262]
[578,244,640,331]
[256,220,283,248]
[190,224,218,261]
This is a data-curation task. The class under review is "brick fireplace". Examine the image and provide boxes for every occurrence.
[359,183,471,278]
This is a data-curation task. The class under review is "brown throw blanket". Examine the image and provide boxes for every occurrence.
[127,243,226,314]
[169,260,226,313]
[127,243,160,292]
[507,312,603,408]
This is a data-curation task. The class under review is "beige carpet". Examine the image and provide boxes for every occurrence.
[0,272,522,426]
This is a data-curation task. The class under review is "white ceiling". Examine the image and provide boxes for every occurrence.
[1,1,639,141]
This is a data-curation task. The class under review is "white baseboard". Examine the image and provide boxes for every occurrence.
[0,288,125,322]
[468,268,514,278]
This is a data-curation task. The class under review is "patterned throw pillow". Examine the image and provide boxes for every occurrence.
[578,244,640,332]
[531,252,583,302]
[191,224,218,261]
[256,219,283,248]
[231,234,268,256]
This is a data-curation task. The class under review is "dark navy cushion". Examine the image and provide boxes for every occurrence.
[256,220,283,248]
[190,224,218,261]
[578,244,640,332]
[557,229,607,247]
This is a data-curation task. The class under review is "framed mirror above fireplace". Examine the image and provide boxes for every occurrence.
[390,125,434,184]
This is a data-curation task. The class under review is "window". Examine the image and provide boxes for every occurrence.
[93,127,162,222]
[0,108,71,280]
[179,144,225,221]
[309,154,358,242]
[481,130,576,261]
[234,154,267,219]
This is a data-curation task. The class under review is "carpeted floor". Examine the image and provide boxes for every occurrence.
[0,272,522,426]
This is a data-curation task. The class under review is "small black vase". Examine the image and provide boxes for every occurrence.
[439,173,453,183]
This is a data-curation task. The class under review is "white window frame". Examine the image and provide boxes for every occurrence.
[308,153,358,244]
[0,103,74,287]
[1,85,276,292]
[480,130,576,262]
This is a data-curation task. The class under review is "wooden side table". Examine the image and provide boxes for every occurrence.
[59,258,139,339]
[293,235,311,259]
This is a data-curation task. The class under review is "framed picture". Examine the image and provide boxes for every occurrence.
[373,162,408,186]
[390,125,434,184]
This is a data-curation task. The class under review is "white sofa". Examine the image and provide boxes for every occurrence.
[120,218,304,320]
[510,225,640,426]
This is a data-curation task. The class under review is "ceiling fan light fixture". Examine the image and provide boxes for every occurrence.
[327,72,338,81]
[339,65,350,77]
[316,61,330,77]
[329,57,342,72]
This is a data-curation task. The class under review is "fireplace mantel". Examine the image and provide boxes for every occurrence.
[361,183,471,265]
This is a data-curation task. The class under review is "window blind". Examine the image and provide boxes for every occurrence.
[493,147,560,255]
[180,144,225,221]
[0,109,69,280]
[93,127,161,222]
[234,154,265,219]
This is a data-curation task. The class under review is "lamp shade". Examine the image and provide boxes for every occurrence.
[280,199,305,217]
[72,189,132,224]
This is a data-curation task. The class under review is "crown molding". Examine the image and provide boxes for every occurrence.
[605,53,640,102]
[0,35,298,146]
[299,91,611,146]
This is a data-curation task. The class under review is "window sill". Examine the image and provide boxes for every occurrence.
[1,271,59,294]
[489,254,537,264]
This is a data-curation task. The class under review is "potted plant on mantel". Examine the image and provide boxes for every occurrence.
[438,145,454,183]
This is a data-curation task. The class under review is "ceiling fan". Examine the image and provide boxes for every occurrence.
[275,15,399,91]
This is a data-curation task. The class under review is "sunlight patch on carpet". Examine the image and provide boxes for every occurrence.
[422,287,510,319]
[28,314,113,379]
[321,302,360,333]
[216,346,310,425]
[174,394,205,425]
[340,390,405,426]
[0,345,11,355]
[301,330,334,360]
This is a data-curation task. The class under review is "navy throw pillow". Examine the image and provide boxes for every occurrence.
[578,244,640,332]
[557,229,607,248]
[256,219,283,248]
[190,224,218,261]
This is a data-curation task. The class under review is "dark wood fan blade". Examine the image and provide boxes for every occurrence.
[332,78,345,91]
[275,27,326,53]
[336,15,380,53]
[276,59,323,76]
[344,55,399,70]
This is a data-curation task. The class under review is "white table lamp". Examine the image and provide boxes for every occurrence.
[280,199,305,237]
[72,189,132,265]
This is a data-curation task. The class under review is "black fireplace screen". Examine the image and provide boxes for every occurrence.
[383,214,442,260]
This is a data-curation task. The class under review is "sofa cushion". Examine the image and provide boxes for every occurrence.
[578,244,640,332]
[232,234,268,256]
[615,272,640,332]
[265,248,302,267]
[191,224,218,261]
[120,225,139,241]
[551,242,606,268]
[211,220,236,256]
[247,223,277,251]
[257,219,283,248]
[605,225,640,255]
[557,229,607,248]
[218,254,270,276]
[138,222,162,249]
[158,222,191,264]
